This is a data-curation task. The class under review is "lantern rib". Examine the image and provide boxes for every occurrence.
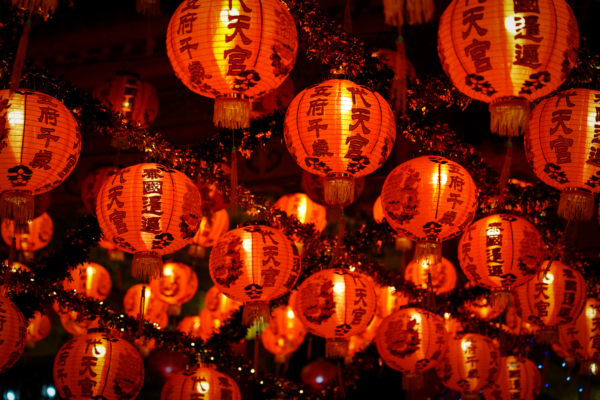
[508,219,514,271]
[435,163,441,219]
[19,92,27,165]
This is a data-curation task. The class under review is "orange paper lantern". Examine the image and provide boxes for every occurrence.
[483,356,541,400]
[405,256,457,295]
[295,268,377,358]
[189,208,230,258]
[123,284,170,327]
[177,315,210,340]
[63,262,112,301]
[93,71,159,128]
[373,195,385,223]
[0,90,81,225]
[458,214,544,307]
[285,78,396,206]
[302,170,365,207]
[435,333,500,398]
[558,297,600,370]
[26,311,52,346]
[204,285,242,322]
[261,305,307,362]
[53,329,144,399]
[81,166,116,213]
[166,0,298,129]
[463,297,503,321]
[96,163,202,280]
[375,307,448,390]
[0,294,27,374]
[1,212,53,254]
[375,285,408,319]
[251,76,295,118]
[58,311,100,337]
[150,262,198,315]
[347,315,382,361]
[160,364,241,400]
[209,222,300,325]
[274,193,327,233]
[438,0,579,136]
[526,89,600,221]
[382,155,478,265]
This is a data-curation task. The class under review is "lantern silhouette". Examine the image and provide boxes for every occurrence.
[301,359,337,390]
[438,0,579,136]
[209,222,301,325]
[526,89,600,221]
[166,0,298,129]
[81,166,116,213]
[160,364,241,400]
[458,213,544,308]
[196,163,231,213]
[251,76,295,118]
[375,307,448,390]
[189,208,230,258]
[295,268,377,358]
[261,305,307,362]
[285,78,396,206]
[274,193,327,233]
[58,311,100,337]
[0,89,81,225]
[1,212,53,257]
[26,311,51,347]
[98,235,125,262]
[96,163,202,281]
[204,285,242,323]
[53,329,145,399]
[93,71,159,128]
[405,257,457,294]
[0,294,27,374]
[123,284,170,326]
[435,333,500,399]
[558,297,600,372]
[302,170,366,207]
[382,155,478,266]
[375,285,408,319]
[63,262,112,301]
[483,356,541,400]
[150,262,198,316]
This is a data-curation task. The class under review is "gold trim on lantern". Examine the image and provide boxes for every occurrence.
[325,338,349,359]
[132,251,163,282]
[489,98,530,137]
[558,187,594,222]
[0,191,34,225]
[214,94,251,129]
[413,240,442,266]
[324,173,355,207]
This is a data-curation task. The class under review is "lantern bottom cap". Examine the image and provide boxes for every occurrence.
[325,338,349,358]
[0,191,34,225]
[537,328,559,344]
[402,372,424,391]
[188,244,206,258]
[214,96,250,129]
[132,252,163,282]
[558,189,594,222]
[489,288,513,312]
[324,175,355,207]
[413,240,442,266]
[489,98,530,137]
[167,305,182,317]
[242,301,270,326]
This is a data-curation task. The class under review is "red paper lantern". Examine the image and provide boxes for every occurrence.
[285,78,396,206]
[483,356,541,400]
[209,222,300,325]
[166,0,298,129]
[177,315,212,341]
[375,285,408,319]
[58,311,100,337]
[261,305,307,362]
[160,364,241,400]
[1,212,53,254]
[301,359,337,390]
[196,163,231,213]
[463,297,503,321]
[93,71,159,128]
[382,155,478,266]
[404,256,457,295]
[295,268,377,358]
[274,193,327,233]
[0,90,81,225]
[558,297,600,371]
[123,284,170,327]
[53,329,145,399]
[438,0,579,136]
[251,76,295,118]
[302,170,366,207]
[96,163,202,280]
[375,307,448,390]
[150,262,198,315]
[81,166,116,213]
[435,333,500,398]
[0,294,27,374]
[204,285,242,322]
[526,89,600,221]
[189,208,230,258]
[347,315,382,360]
[63,262,112,301]
[26,311,51,346]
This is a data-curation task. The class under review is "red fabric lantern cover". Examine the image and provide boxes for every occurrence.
[558,297,600,369]
[166,0,298,129]
[161,364,241,400]
[0,90,81,225]
[63,262,112,301]
[1,212,53,253]
[93,71,159,128]
[96,163,202,281]
[483,356,541,400]
[435,333,500,399]
[405,256,457,295]
[382,155,478,265]
[81,166,116,213]
[438,0,579,136]
[526,89,600,221]
[302,170,365,207]
[0,294,27,374]
[150,262,198,315]
[209,223,300,325]
[26,311,52,346]
[251,76,295,118]
[261,305,307,362]
[123,284,170,327]
[53,329,145,399]
[189,208,230,258]
[274,193,327,233]
[295,268,377,358]
[285,78,396,206]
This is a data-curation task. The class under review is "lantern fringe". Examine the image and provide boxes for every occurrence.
[2,238,16,295]
[242,301,270,326]
[326,338,349,358]
[537,328,558,344]
[132,252,163,282]
[489,289,513,312]
[337,362,347,399]
[413,240,442,266]
[383,0,434,27]
[0,191,34,225]
[11,0,57,15]
[558,189,594,221]
[402,372,424,391]
[324,175,355,207]
[167,305,181,317]
[108,249,125,262]
[188,244,206,258]
[489,99,530,137]
[214,96,250,129]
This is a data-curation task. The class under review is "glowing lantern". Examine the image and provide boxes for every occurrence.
[196,163,231,213]
[261,305,307,362]
[436,333,500,398]
[558,297,600,372]
[1,212,53,257]
[0,90,81,225]
[4,260,29,273]
[0,294,27,374]
[150,262,198,316]
[98,235,125,261]
[81,166,116,213]
[53,329,145,399]
[166,0,298,129]
[204,285,242,322]
[123,284,170,326]
[199,308,223,340]
[93,71,159,128]
[458,213,544,308]
[295,268,376,358]
[302,170,366,207]
[209,222,300,325]
[301,359,337,390]
[438,0,579,136]
[274,193,327,232]
[382,155,478,265]
[160,364,241,400]
[526,89,600,221]
[405,257,457,294]
[177,315,212,341]
[251,76,295,118]
[373,196,413,252]
[189,208,230,258]
[58,311,100,337]
[483,356,541,400]
[63,262,112,301]
[463,297,503,321]
[375,285,408,319]
[96,163,202,281]
[375,307,448,390]
[285,78,396,206]
[26,311,51,347]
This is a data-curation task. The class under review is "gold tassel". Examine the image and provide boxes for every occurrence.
[343,0,352,33]
[326,339,348,358]
[558,189,594,221]
[136,0,160,18]
[328,213,346,269]
[405,0,435,25]
[136,285,146,336]
[324,175,355,207]
[0,191,34,226]
[383,0,404,27]
[489,289,513,312]
[489,98,530,137]
[230,147,238,214]
[337,361,347,399]
[132,252,163,282]
[242,301,270,326]
[413,240,442,266]
[402,372,424,391]
[214,96,250,129]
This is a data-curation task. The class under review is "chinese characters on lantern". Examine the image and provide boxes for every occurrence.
[512,0,544,70]
[107,168,130,237]
[345,87,372,169]
[548,91,577,165]
[308,85,332,158]
[462,0,492,74]
[284,243,301,290]
[589,93,600,167]
[141,168,165,242]
[54,339,78,397]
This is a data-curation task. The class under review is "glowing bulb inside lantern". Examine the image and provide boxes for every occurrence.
[461,339,472,351]
[278,338,285,347]
[316,376,324,384]
[221,8,239,24]
[543,272,554,284]
[486,225,502,238]
[296,196,307,223]
[411,313,422,324]
[431,172,448,186]
[592,363,597,374]
[164,266,174,276]
[504,16,520,35]
[7,108,24,126]
[287,309,295,319]
[86,266,95,294]
[94,344,107,358]
[196,381,210,393]
[333,282,345,294]
[444,312,450,320]
[586,307,597,319]
[388,286,396,293]
[341,95,353,113]
[193,321,201,330]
